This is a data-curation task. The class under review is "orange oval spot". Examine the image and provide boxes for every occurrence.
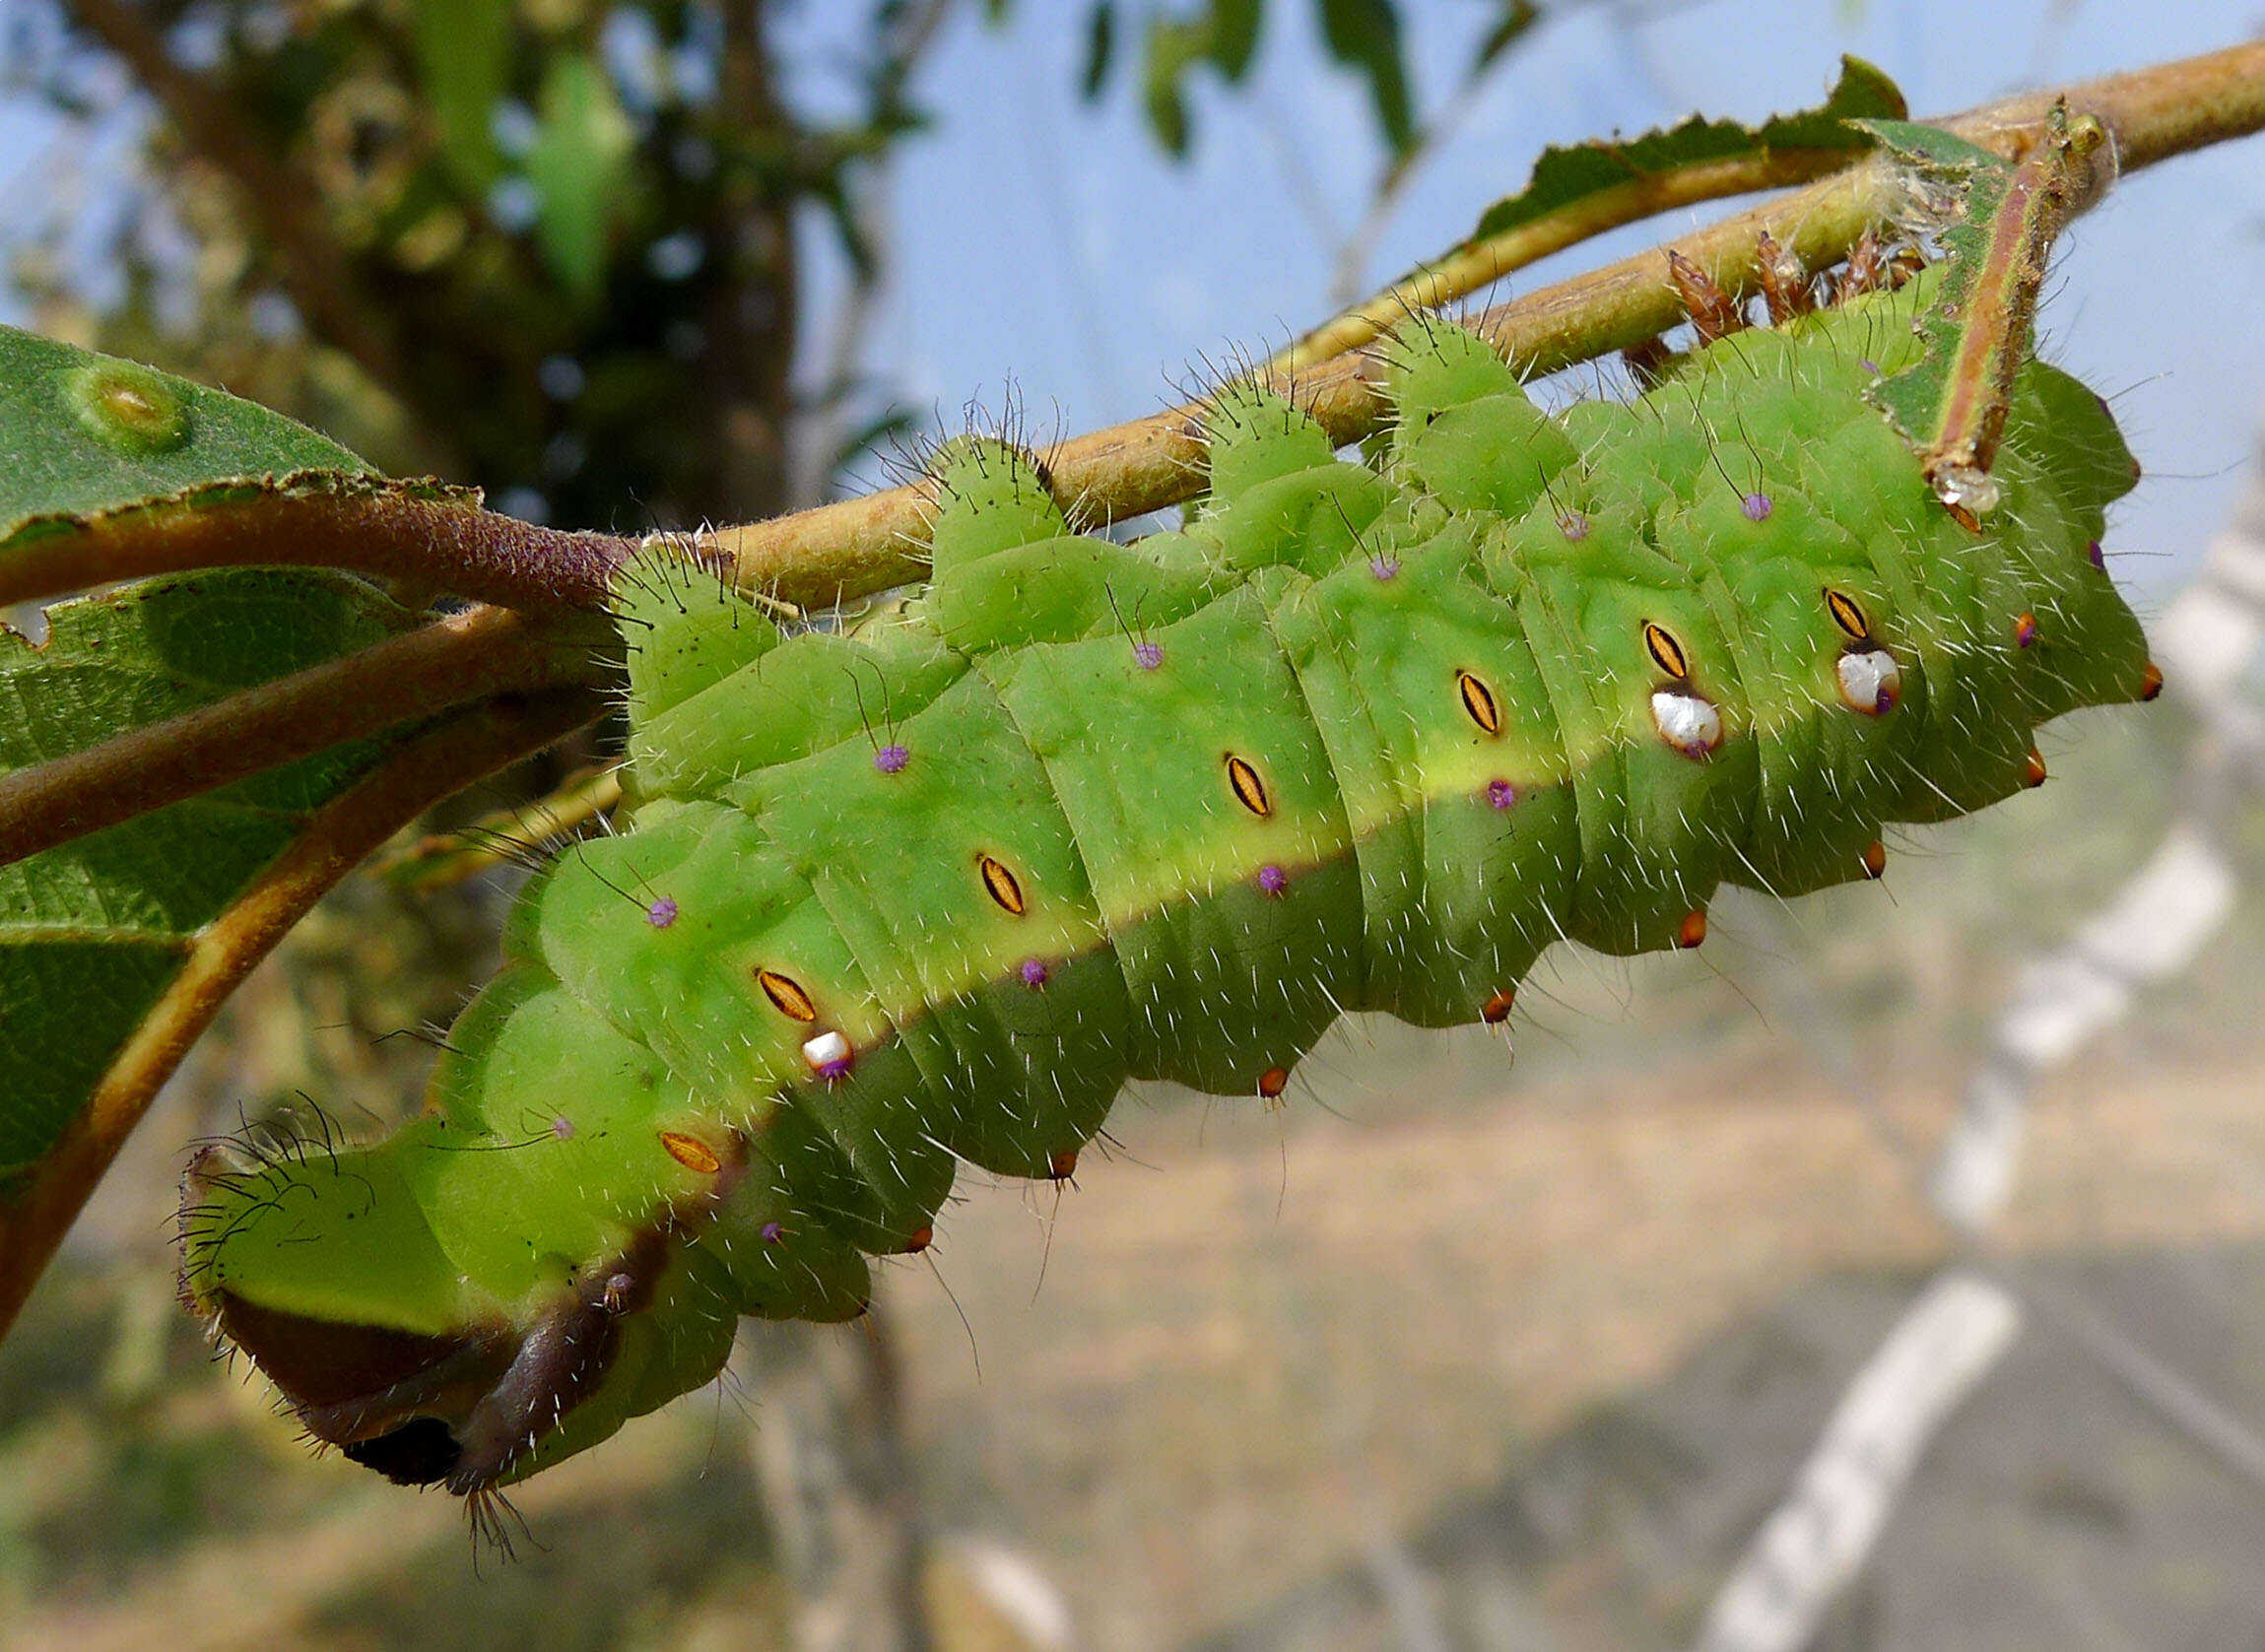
[1257,1066,1290,1099]
[1675,909,1708,950]
[2141,661,2165,701]
[905,1224,934,1254]
[2023,750,2048,788]
[1861,839,1888,880]
[1225,755,1272,818]
[1047,1149,1079,1181]
[2014,612,2038,649]
[756,968,818,1022]
[1825,587,1872,642]
[1642,621,1690,681]
[1482,988,1516,1025]
[1455,670,1501,736]
[660,1131,722,1175]
[978,854,1027,915]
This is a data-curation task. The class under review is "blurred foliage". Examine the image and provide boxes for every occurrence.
[5,0,953,528]
[1,0,1510,536]
[1075,0,1541,163]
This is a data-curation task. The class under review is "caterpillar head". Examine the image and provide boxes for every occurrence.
[177,1123,738,1494]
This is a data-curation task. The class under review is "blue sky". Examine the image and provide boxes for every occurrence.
[4,0,2261,589]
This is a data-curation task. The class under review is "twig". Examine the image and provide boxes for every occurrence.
[0,686,605,1341]
[707,40,2265,609]
[0,486,639,614]
[0,602,612,869]
[1293,146,1867,373]
[373,761,623,890]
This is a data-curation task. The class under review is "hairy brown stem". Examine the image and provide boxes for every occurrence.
[0,488,639,614]
[0,687,605,1342]
[0,604,613,869]
[710,39,2265,610]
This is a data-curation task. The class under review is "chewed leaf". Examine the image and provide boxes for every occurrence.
[1861,106,2112,504]
[1465,55,1905,245]
[0,569,424,1184]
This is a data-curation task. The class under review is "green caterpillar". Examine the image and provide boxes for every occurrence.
[177,249,2154,1499]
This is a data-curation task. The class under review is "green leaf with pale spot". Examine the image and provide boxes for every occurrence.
[0,325,377,552]
[1468,55,1906,243]
[0,326,429,1208]
[0,568,424,1186]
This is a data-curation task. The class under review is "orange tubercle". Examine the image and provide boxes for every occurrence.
[1675,909,1707,950]
[1860,839,1888,880]
[2023,750,2048,788]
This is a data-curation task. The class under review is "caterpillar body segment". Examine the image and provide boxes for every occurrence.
[180,262,2153,1496]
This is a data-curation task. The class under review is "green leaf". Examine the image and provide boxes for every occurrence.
[1854,118,2027,459]
[0,568,424,1183]
[1137,0,1269,157]
[1468,55,1907,243]
[1142,17,1209,158]
[1210,0,1263,80]
[1469,1,1541,81]
[1315,0,1414,157]
[1079,1,1116,100]
[1846,115,2003,173]
[413,0,513,191]
[526,52,636,302]
[0,326,375,554]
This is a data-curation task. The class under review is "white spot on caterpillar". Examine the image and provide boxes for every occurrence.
[802,1030,853,1081]
[1650,690,1722,758]
[1933,463,2001,516]
[1837,649,1902,715]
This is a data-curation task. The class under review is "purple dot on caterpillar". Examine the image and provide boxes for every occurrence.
[1369,553,1400,580]
[2015,612,2039,649]
[1860,358,1879,374]
[1257,863,1289,895]
[2089,539,2105,569]
[760,1221,785,1244]
[645,895,679,929]
[1742,492,1772,522]
[1021,958,1049,989]
[551,1116,576,1142]
[1558,510,1590,542]
[874,743,910,775]
[1133,639,1164,671]
[1487,778,1517,810]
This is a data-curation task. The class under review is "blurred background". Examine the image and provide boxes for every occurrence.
[4,1,2265,1647]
